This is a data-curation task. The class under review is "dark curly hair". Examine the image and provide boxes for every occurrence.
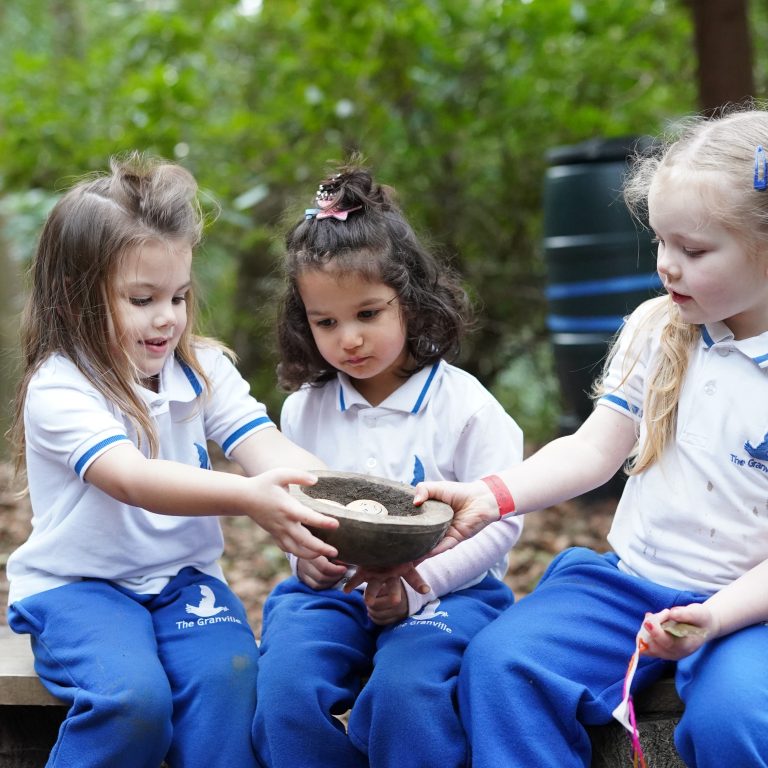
[277,160,473,391]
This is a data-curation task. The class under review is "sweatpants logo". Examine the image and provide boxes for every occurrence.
[185,585,231,618]
[396,598,452,633]
[411,599,448,621]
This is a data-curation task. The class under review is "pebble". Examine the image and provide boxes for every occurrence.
[345,499,389,516]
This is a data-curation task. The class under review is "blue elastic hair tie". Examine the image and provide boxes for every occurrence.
[754,145,767,190]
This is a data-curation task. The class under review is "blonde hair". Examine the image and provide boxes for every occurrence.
[9,152,222,470]
[605,106,768,473]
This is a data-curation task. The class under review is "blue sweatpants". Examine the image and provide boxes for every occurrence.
[458,547,768,768]
[8,567,260,768]
[253,574,513,768]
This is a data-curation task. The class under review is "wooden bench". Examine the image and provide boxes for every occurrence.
[0,634,66,768]
[590,675,685,768]
[0,633,684,768]
[0,635,171,768]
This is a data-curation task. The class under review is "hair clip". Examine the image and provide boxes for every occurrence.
[305,202,362,221]
[305,174,361,220]
[754,145,767,191]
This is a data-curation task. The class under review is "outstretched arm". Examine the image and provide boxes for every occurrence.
[414,405,637,550]
[85,430,339,561]
[352,406,636,590]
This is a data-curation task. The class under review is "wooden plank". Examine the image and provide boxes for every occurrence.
[591,717,685,768]
[590,676,684,767]
[0,636,63,707]
[1,632,683,767]
[634,675,684,716]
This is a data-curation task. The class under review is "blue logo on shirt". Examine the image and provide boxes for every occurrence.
[410,455,425,486]
[744,432,768,461]
[195,443,212,470]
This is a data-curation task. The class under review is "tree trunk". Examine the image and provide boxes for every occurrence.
[687,0,755,114]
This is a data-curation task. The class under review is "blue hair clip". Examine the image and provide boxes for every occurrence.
[305,208,320,219]
[754,145,768,191]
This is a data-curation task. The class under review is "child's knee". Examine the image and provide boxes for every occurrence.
[682,681,762,733]
[186,647,258,704]
[676,701,766,765]
[89,682,173,747]
[125,678,173,717]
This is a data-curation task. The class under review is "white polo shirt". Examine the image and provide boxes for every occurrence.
[600,297,768,594]
[281,360,524,613]
[8,346,275,604]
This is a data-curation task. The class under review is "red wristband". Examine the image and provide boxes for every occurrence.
[481,475,516,517]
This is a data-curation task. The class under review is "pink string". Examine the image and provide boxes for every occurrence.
[627,695,648,768]
[616,636,649,768]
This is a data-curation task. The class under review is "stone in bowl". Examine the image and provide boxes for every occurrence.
[290,470,454,567]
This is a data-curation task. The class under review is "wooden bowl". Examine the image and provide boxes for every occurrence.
[290,470,453,567]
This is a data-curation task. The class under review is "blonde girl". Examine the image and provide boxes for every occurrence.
[6,153,336,768]
[415,109,768,767]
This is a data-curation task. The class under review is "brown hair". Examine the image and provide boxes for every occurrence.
[9,151,220,469]
[277,159,473,391]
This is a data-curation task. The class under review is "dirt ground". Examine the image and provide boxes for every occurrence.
[0,461,618,639]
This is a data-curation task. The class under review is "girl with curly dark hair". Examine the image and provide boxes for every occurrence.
[253,161,524,768]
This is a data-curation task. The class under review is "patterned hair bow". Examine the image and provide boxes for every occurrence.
[304,199,362,221]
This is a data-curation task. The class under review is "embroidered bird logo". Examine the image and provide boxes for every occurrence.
[185,585,230,618]
[744,431,768,461]
[410,455,425,486]
[410,598,449,621]
[194,442,212,470]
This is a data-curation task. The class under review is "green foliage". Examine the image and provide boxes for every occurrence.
[0,0,702,438]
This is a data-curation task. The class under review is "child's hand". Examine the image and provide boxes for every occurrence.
[342,562,430,596]
[296,555,349,590]
[412,479,498,553]
[245,468,339,560]
[363,578,408,626]
[641,604,716,660]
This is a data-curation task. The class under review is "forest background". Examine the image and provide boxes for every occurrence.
[0,0,765,635]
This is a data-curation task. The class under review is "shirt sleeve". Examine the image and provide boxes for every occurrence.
[279,388,305,442]
[452,398,524,479]
[402,517,522,614]
[200,348,275,456]
[597,297,664,423]
[25,358,131,481]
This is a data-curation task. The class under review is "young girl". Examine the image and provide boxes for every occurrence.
[413,108,768,768]
[5,153,339,768]
[252,163,525,768]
